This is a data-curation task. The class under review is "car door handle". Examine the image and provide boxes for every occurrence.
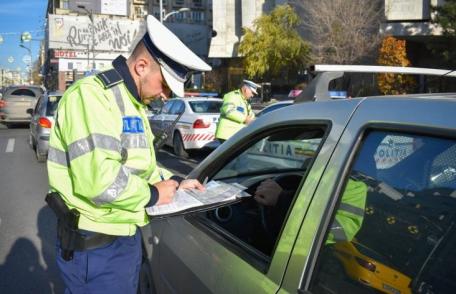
[153,235,159,245]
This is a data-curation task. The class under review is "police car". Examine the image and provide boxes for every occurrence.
[149,97,223,158]
[139,66,456,294]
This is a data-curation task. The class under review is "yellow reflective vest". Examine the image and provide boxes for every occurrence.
[47,72,172,236]
[215,89,255,141]
[327,179,368,244]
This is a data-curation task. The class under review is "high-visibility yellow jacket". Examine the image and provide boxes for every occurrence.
[47,72,173,236]
[327,179,368,244]
[215,89,255,141]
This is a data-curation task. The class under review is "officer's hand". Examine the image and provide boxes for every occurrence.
[254,179,283,206]
[179,179,205,191]
[244,115,254,124]
[155,179,179,205]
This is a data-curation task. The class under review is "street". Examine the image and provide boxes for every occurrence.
[0,125,207,293]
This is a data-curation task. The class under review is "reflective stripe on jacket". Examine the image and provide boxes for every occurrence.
[215,89,255,140]
[47,74,173,236]
[326,179,367,244]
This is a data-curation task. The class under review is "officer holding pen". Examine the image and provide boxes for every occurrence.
[46,15,209,293]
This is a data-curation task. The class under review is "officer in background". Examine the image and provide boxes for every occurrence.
[46,16,210,294]
[215,80,261,143]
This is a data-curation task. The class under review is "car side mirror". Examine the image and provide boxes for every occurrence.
[26,108,34,116]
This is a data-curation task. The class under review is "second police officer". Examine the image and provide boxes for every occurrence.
[215,80,261,143]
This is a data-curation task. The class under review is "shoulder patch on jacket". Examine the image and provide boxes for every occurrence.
[96,69,123,89]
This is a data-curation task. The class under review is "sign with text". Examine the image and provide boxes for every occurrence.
[54,50,87,59]
[385,0,430,21]
[49,14,144,52]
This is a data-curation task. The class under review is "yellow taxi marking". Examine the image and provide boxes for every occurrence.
[5,138,15,153]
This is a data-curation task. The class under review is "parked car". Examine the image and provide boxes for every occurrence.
[138,66,456,294]
[149,97,223,158]
[0,85,44,127]
[256,100,293,117]
[29,91,63,162]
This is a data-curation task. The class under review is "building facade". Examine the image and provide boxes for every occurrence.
[43,0,213,91]
[380,0,447,68]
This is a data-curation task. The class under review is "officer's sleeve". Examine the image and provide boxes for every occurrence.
[58,83,151,211]
[221,97,247,123]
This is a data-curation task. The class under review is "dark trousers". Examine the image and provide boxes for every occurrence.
[56,229,142,294]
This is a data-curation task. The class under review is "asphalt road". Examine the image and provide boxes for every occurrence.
[0,124,208,293]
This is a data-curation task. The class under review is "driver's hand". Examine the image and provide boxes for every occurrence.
[179,179,205,191]
[254,179,283,206]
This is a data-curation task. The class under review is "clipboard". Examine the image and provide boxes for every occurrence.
[146,181,250,219]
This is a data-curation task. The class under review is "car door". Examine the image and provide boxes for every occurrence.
[166,100,185,145]
[150,100,175,137]
[30,96,45,142]
[142,99,361,293]
[284,97,456,294]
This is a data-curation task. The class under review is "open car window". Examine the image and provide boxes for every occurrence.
[214,129,322,180]
[192,125,328,269]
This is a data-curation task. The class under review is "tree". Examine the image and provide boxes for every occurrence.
[238,5,311,81]
[430,0,456,67]
[377,36,416,95]
[298,0,382,64]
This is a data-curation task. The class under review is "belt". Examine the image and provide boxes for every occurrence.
[57,221,117,252]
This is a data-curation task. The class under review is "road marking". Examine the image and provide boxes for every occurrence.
[5,138,15,152]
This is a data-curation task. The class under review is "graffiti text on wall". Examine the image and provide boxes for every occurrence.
[66,18,137,51]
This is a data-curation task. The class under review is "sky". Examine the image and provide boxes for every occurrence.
[0,0,47,77]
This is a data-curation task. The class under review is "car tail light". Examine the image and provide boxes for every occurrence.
[193,119,210,128]
[355,257,376,272]
[38,117,52,128]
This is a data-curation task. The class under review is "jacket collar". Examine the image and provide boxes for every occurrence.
[112,56,141,103]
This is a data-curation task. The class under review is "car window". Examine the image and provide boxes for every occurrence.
[6,88,37,99]
[33,97,43,114]
[309,130,456,294]
[189,101,222,113]
[196,126,327,265]
[46,95,62,116]
[170,100,185,115]
[161,100,175,114]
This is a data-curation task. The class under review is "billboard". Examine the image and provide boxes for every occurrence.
[69,0,128,16]
[166,23,210,56]
[48,14,144,52]
[385,0,430,21]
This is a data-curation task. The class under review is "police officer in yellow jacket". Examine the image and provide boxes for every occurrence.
[46,16,211,294]
[215,80,261,142]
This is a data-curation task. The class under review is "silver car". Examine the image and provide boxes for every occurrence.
[29,91,63,162]
[138,68,456,293]
[0,85,44,127]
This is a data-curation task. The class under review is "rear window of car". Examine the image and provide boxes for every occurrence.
[189,101,222,113]
[5,88,38,99]
[46,95,62,116]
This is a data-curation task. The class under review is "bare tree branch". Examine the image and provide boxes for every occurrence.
[296,0,383,64]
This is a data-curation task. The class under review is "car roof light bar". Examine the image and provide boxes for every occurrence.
[295,64,456,103]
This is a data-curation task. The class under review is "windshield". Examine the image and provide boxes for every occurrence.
[189,101,222,113]
[46,95,62,116]
[214,128,324,180]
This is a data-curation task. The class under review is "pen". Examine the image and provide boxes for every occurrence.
[203,176,208,186]
[159,169,165,181]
